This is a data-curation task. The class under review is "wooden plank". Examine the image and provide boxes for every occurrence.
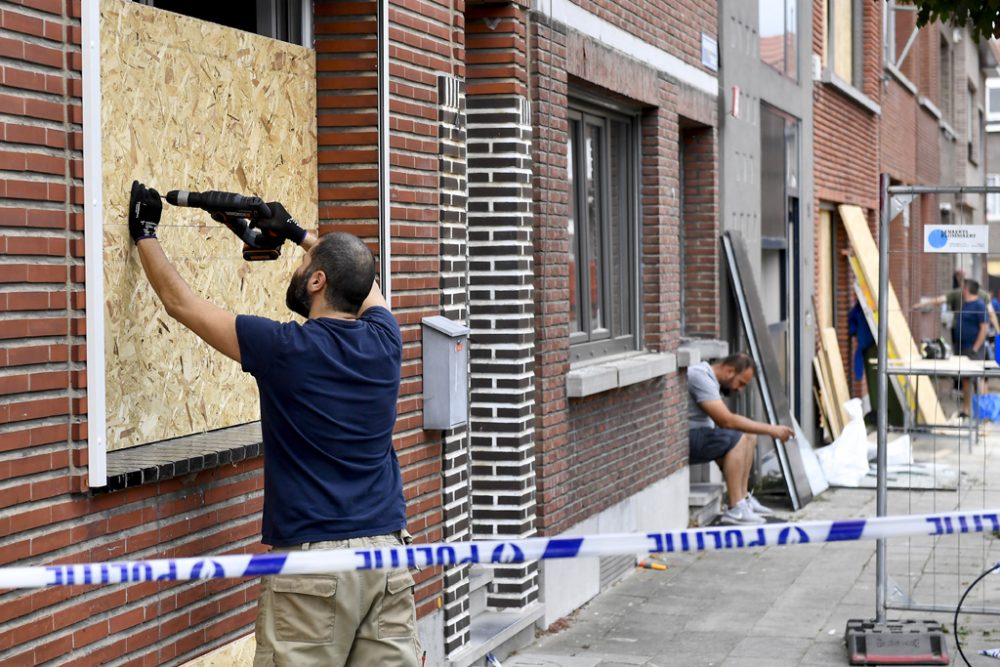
[813,357,838,441]
[849,261,913,415]
[722,231,813,509]
[814,344,842,436]
[839,205,945,424]
[820,328,852,431]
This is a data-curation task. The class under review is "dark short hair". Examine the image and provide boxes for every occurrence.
[965,278,980,294]
[720,352,756,374]
[309,232,376,313]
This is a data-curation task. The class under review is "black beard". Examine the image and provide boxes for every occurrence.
[720,385,733,397]
[285,270,311,318]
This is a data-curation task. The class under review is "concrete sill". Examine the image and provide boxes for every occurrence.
[566,352,676,398]
[95,422,263,492]
[448,602,545,667]
[678,338,729,367]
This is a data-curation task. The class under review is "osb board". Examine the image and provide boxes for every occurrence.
[839,205,945,424]
[819,327,851,432]
[100,0,317,449]
[812,357,837,441]
[180,634,254,667]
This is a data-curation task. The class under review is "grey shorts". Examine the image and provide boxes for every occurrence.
[689,427,742,465]
[961,345,987,361]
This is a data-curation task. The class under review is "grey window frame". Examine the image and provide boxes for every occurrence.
[759,0,798,80]
[986,78,1000,123]
[567,95,641,363]
[827,0,864,89]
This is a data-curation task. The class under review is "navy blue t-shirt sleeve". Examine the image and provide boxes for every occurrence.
[360,306,402,353]
[236,315,285,376]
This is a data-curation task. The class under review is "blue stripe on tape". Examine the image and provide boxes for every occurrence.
[542,538,584,559]
[242,554,289,577]
[827,520,866,542]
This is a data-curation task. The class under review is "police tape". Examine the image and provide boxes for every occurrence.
[0,509,997,589]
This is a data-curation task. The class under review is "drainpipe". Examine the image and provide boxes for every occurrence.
[378,0,392,302]
[82,0,107,488]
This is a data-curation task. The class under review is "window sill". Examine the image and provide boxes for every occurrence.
[96,422,263,492]
[941,119,957,141]
[566,351,676,398]
[677,338,729,368]
[820,70,880,115]
[884,62,917,95]
[918,95,942,120]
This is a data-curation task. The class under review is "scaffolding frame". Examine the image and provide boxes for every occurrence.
[873,176,1000,622]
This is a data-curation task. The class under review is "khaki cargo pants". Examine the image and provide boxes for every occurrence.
[253,531,422,667]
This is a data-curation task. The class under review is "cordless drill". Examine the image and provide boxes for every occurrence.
[165,189,283,261]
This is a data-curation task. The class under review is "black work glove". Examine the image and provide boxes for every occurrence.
[254,202,307,245]
[129,180,162,244]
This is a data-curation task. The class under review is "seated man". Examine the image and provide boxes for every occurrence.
[687,352,794,525]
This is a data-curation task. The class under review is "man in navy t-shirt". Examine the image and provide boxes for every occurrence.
[953,278,988,417]
[128,182,420,665]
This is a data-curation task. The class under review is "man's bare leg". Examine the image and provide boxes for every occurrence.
[720,433,754,507]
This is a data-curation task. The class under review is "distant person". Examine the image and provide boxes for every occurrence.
[847,300,903,427]
[953,279,989,417]
[914,269,999,336]
[687,353,793,526]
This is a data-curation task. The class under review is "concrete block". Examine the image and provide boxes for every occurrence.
[566,365,617,397]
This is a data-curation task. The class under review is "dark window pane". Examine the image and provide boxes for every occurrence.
[568,120,581,334]
[144,0,258,34]
[989,87,1000,116]
[567,98,637,359]
[585,123,605,333]
[609,120,629,337]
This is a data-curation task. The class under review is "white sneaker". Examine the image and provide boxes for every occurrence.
[720,499,765,526]
[746,492,774,516]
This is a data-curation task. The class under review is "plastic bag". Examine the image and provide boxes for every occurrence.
[973,393,1000,422]
[816,398,870,487]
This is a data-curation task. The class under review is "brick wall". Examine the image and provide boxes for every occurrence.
[570,0,715,70]
[529,3,700,537]
[681,125,719,337]
[528,12,571,538]
[315,0,379,239]
[811,0,881,400]
[0,4,263,664]
[0,0,462,662]
[880,9,948,350]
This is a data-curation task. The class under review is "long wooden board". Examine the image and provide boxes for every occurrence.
[819,328,851,432]
[813,356,838,440]
[839,205,945,424]
[722,231,813,510]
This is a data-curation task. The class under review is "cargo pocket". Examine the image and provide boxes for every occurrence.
[271,576,337,643]
[378,568,416,639]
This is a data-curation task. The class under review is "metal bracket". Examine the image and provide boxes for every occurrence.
[890,194,914,221]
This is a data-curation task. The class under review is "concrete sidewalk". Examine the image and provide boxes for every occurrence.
[502,425,1000,667]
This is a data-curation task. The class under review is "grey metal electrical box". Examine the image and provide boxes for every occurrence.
[421,316,470,430]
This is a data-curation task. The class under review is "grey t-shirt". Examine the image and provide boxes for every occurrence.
[687,361,720,429]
